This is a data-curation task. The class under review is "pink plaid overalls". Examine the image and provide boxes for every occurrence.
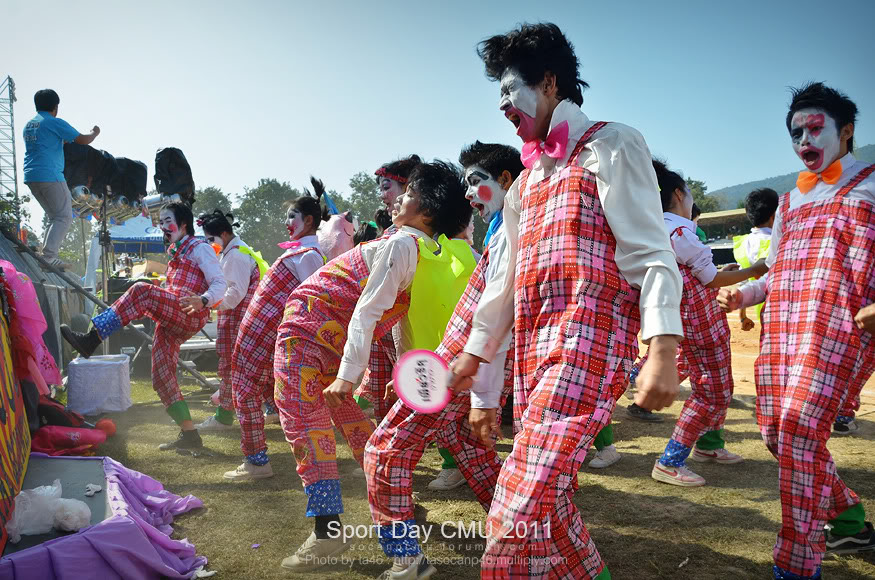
[274,242,411,487]
[215,250,261,411]
[365,245,514,527]
[665,228,734,447]
[111,235,210,407]
[231,246,322,457]
[482,122,640,579]
[756,164,875,577]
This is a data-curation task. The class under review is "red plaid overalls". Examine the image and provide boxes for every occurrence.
[355,336,397,421]
[216,249,261,411]
[274,242,411,487]
[355,228,398,422]
[756,164,875,577]
[231,246,321,457]
[365,245,514,526]
[111,236,211,407]
[665,229,734,447]
[482,123,640,579]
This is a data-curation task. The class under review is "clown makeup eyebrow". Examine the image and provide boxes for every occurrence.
[466,169,491,185]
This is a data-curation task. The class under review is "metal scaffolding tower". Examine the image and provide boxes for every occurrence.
[0,76,20,229]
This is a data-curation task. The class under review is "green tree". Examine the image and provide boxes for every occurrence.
[686,177,724,214]
[192,186,234,217]
[235,179,301,263]
[344,172,383,223]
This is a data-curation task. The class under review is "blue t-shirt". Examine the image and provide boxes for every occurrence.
[23,111,80,183]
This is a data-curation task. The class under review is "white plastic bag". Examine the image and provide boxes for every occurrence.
[5,479,63,543]
[4,479,92,543]
[53,498,91,532]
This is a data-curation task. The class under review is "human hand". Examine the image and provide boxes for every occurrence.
[469,408,500,447]
[383,379,398,404]
[180,293,205,314]
[720,263,740,272]
[633,336,680,411]
[448,353,483,393]
[740,316,756,331]
[91,126,100,136]
[323,379,354,409]
[717,287,742,312]
[855,303,875,334]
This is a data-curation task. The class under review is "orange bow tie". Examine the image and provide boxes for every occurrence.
[797,159,842,194]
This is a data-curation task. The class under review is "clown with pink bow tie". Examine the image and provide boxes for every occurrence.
[445,22,684,580]
[220,179,327,482]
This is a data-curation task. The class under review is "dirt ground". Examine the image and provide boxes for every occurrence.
[97,313,875,579]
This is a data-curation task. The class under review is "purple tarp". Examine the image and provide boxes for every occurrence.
[0,455,206,580]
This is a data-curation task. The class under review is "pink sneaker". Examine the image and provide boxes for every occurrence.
[690,447,744,464]
[651,460,706,487]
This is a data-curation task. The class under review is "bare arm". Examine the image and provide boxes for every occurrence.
[74,126,100,145]
[705,260,768,288]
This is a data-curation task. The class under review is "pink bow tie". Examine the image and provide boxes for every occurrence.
[520,121,570,169]
[278,240,301,249]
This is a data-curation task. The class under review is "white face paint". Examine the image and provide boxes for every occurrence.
[286,207,306,240]
[499,68,539,142]
[464,165,506,222]
[379,177,405,211]
[159,209,185,244]
[790,107,842,173]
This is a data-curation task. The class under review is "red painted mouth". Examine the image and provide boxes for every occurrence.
[800,146,824,171]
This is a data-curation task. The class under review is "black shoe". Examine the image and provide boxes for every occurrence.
[826,521,875,555]
[626,403,664,423]
[833,419,860,436]
[158,429,203,451]
[61,324,102,358]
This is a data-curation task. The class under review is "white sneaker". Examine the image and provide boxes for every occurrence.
[427,468,465,491]
[223,461,274,481]
[690,447,744,464]
[281,531,350,571]
[263,412,280,425]
[589,445,622,468]
[651,460,706,487]
[378,553,436,580]
[195,415,237,431]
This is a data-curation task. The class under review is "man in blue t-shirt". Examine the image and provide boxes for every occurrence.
[23,89,100,269]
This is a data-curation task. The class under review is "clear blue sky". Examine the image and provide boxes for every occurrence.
[5,0,874,230]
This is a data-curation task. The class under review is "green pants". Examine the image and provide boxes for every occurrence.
[830,503,866,536]
[593,424,613,451]
[696,429,725,450]
[438,446,457,469]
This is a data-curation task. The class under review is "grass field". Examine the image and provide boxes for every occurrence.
[97,320,875,579]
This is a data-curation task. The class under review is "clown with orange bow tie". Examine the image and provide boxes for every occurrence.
[718,82,875,580]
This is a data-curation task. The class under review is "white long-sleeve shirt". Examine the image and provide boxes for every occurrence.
[664,212,718,285]
[470,225,512,409]
[465,100,683,362]
[280,235,325,283]
[739,153,875,308]
[178,236,226,307]
[217,236,257,311]
[337,226,437,383]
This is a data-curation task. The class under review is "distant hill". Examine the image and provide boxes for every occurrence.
[711,143,875,209]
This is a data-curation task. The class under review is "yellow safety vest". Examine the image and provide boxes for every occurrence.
[405,235,477,350]
[236,245,270,280]
[732,234,771,318]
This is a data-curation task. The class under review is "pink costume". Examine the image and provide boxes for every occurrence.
[231,244,324,464]
[273,239,412,516]
[756,164,875,577]
[481,123,641,579]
